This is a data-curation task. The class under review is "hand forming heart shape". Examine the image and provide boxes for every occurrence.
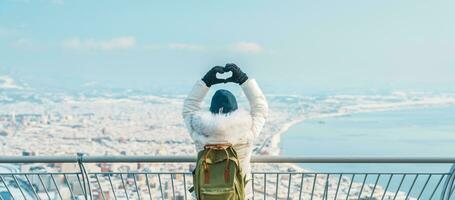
[216,70,233,80]
[202,64,246,87]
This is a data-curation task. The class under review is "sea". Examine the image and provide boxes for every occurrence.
[281,105,455,199]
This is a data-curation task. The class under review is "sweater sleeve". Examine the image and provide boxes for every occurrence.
[182,80,209,133]
[241,79,269,138]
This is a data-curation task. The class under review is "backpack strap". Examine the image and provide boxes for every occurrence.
[223,148,230,183]
[202,148,212,184]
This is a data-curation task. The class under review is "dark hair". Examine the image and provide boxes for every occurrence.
[210,89,238,114]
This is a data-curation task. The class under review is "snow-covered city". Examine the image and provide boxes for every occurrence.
[1,76,455,199]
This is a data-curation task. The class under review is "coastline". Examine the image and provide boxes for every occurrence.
[266,101,455,157]
[251,101,455,198]
[254,102,455,199]
[266,117,304,155]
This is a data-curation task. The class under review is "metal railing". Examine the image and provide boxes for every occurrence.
[0,155,454,200]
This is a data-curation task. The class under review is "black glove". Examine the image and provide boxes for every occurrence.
[202,66,226,87]
[224,63,248,85]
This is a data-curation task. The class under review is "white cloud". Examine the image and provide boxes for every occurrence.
[83,81,98,87]
[144,42,263,54]
[0,75,23,90]
[63,36,137,51]
[227,42,264,54]
[167,43,205,51]
[144,43,206,51]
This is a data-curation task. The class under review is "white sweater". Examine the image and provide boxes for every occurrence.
[182,78,268,197]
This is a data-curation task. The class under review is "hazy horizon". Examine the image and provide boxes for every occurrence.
[1,1,455,94]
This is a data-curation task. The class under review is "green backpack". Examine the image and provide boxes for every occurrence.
[191,144,245,200]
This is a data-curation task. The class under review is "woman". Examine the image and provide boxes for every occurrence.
[182,63,268,199]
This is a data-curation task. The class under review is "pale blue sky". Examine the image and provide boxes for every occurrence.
[1,0,454,94]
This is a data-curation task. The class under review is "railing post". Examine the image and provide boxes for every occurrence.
[322,175,329,200]
[77,153,92,200]
[441,163,455,200]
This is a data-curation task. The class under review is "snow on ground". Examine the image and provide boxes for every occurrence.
[1,91,454,199]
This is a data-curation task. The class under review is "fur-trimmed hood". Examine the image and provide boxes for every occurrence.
[190,109,253,146]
